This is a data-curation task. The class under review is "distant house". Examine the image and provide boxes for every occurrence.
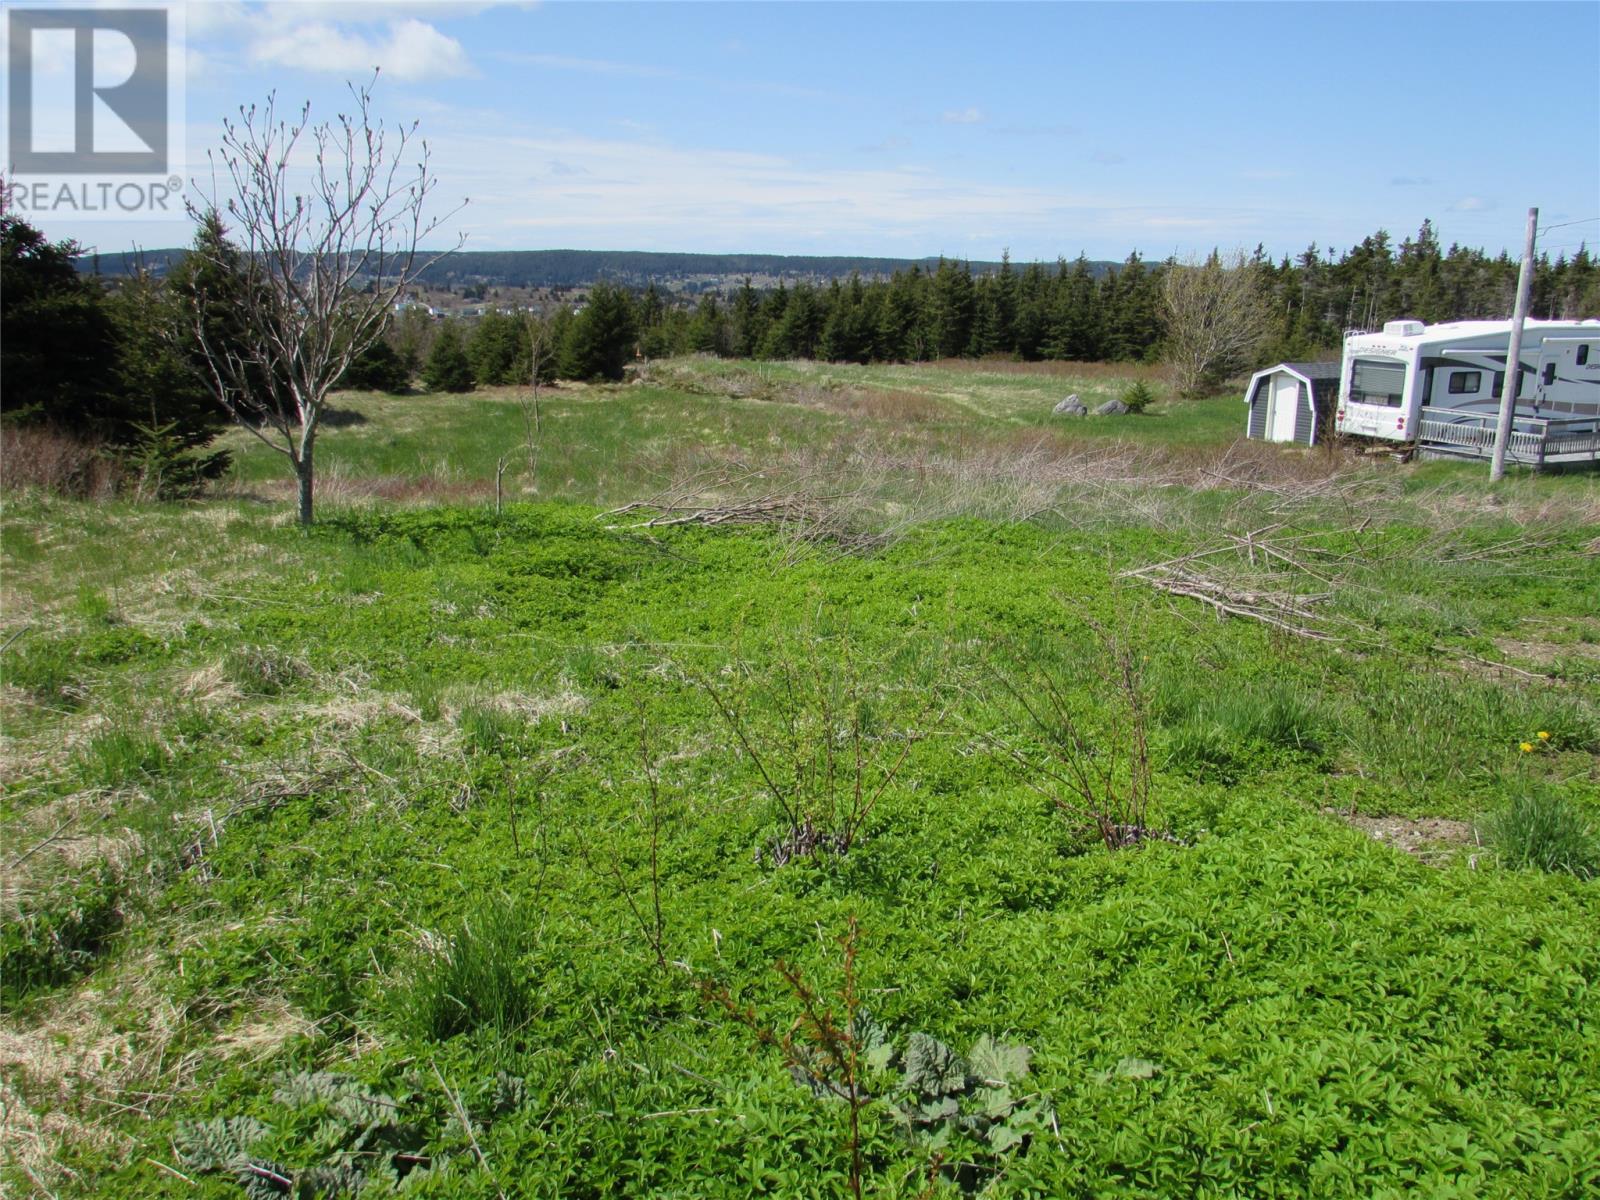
[1243,361,1340,445]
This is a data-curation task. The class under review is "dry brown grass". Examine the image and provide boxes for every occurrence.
[818,388,946,423]
[0,939,326,1197]
[927,357,1166,382]
[0,427,124,499]
[0,942,194,1196]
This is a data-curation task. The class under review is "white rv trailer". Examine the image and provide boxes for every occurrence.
[1335,318,1600,465]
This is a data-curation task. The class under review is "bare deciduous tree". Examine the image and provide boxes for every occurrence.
[184,76,462,524]
[1160,250,1274,400]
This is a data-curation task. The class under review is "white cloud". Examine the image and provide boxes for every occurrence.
[940,107,985,126]
[190,2,524,38]
[249,17,474,81]
[1450,196,1491,212]
[188,3,502,80]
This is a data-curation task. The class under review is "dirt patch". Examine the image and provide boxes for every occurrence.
[1493,635,1600,668]
[1332,810,1479,864]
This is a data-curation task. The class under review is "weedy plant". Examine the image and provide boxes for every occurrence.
[172,1068,521,1198]
[694,918,1051,1197]
[689,626,940,864]
[0,865,124,1005]
[694,917,874,1199]
[985,615,1167,850]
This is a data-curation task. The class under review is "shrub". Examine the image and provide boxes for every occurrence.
[985,620,1161,850]
[1481,788,1597,878]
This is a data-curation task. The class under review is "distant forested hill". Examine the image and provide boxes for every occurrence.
[75,247,1119,288]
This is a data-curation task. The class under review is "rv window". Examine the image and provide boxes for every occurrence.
[1446,371,1482,395]
[1579,344,1591,366]
[1349,358,1407,407]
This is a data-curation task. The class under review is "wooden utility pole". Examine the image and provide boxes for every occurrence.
[1489,207,1538,481]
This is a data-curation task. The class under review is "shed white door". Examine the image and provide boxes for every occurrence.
[1269,376,1300,441]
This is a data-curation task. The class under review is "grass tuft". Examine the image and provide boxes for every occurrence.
[224,645,309,696]
[75,725,168,788]
[390,899,539,1040]
[1481,788,1598,878]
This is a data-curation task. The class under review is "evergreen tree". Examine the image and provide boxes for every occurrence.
[1,210,120,429]
[686,293,729,355]
[930,259,975,358]
[338,337,411,392]
[167,211,290,418]
[1012,262,1051,361]
[423,321,474,392]
[731,277,766,358]
[968,284,1002,357]
[1396,219,1448,322]
[560,281,637,381]
[104,271,233,494]
[762,281,824,359]
[819,274,874,363]
[1045,255,1101,360]
[877,267,927,361]
[993,250,1018,353]
[467,309,526,385]
[2,209,231,492]
[636,282,676,358]
[389,306,434,379]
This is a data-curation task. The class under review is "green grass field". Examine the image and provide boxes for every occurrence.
[4,359,1599,1198]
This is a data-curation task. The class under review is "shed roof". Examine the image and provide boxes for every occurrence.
[1278,361,1341,380]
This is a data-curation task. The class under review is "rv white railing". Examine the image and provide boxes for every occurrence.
[1417,411,1600,466]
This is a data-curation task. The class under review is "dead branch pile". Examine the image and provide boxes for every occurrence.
[599,468,890,557]
[1122,523,1577,681]
[1121,524,1344,640]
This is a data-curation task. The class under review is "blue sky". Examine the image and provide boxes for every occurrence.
[22,1,1600,262]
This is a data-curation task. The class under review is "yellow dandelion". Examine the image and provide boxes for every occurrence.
[1519,742,1534,753]
[1537,730,1551,741]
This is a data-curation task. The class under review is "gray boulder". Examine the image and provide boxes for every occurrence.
[1094,398,1129,416]
[1052,393,1087,416]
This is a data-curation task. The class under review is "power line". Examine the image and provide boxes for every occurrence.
[1538,216,1599,234]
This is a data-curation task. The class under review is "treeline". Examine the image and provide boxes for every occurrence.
[411,222,1599,392]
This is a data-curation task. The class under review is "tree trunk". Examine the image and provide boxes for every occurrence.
[296,450,315,526]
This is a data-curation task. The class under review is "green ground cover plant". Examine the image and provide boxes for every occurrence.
[2,360,1597,1197]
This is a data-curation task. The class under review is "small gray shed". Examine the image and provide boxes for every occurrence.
[1243,361,1341,445]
